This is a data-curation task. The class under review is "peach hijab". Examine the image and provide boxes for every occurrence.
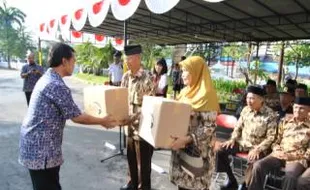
[178,56,220,112]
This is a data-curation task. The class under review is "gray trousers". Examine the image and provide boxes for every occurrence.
[285,165,310,190]
[248,155,310,190]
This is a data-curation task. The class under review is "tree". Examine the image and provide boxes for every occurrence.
[75,42,114,75]
[221,43,268,85]
[133,40,173,70]
[0,1,26,68]
[222,43,248,79]
[284,43,310,79]
[11,27,36,58]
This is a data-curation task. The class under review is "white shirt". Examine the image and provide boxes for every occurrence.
[156,74,168,94]
[108,62,123,83]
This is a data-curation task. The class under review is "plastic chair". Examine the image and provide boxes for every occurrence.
[234,152,248,177]
[263,169,285,190]
[215,114,248,177]
[214,114,238,182]
[215,114,237,140]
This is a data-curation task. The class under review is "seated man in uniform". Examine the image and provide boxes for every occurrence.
[215,85,278,190]
[264,79,280,111]
[248,97,310,190]
[295,83,308,97]
[277,87,294,121]
[285,79,297,91]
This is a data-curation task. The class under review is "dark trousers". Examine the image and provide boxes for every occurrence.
[295,167,310,190]
[248,156,284,190]
[248,156,310,190]
[282,162,307,190]
[215,144,243,184]
[127,136,154,190]
[25,91,32,106]
[29,166,61,190]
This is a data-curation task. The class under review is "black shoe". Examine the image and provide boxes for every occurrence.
[120,183,135,190]
[220,180,238,190]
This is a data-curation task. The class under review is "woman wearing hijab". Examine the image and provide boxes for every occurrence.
[169,56,220,190]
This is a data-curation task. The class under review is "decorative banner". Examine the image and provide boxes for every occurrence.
[95,34,105,42]
[145,0,180,14]
[94,34,108,47]
[47,19,58,37]
[111,37,125,50]
[88,0,110,27]
[71,8,88,31]
[111,0,141,21]
[37,0,182,41]
[71,31,84,43]
[59,14,71,34]
[38,23,46,37]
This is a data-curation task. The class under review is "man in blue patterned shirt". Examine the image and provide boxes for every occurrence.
[20,52,44,106]
[19,43,120,190]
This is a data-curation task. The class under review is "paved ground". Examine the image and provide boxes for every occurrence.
[0,68,231,190]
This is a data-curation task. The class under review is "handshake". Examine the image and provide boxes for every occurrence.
[101,113,140,129]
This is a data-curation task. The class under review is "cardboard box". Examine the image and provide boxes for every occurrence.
[83,85,129,121]
[138,96,192,148]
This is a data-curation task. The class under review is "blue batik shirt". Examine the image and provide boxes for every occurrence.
[21,63,44,92]
[19,68,82,170]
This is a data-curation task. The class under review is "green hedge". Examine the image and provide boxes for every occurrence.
[212,79,246,102]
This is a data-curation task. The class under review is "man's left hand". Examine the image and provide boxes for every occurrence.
[271,150,288,160]
[248,149,260,162]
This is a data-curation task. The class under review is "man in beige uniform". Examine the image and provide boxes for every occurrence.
[215,85,277,190]
[264,79,280,111]
[248,97,310,190]
[120,45,156,190]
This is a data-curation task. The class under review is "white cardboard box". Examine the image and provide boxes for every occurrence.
[139,96,192,148]
[83,85,129,121]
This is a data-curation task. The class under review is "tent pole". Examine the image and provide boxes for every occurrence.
[123,20,127,149]
[38,37,42,66]
[254,42,259,84]
[277,41,285,87]
[124,20,128,46]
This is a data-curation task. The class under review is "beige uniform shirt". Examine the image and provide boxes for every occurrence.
[121,69,155,139]
[231,105,278,153]
[272,116,310,168]
[265,93,280,111]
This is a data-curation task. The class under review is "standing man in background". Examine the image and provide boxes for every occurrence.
[109,51,123,86]
[20,52,44,106]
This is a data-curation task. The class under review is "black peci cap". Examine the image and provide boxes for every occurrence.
[294,97,310,106]
[266,79,276,87]
[280,87,295,96]
[124,45,142,56]
[247,85,266,97]
[296,83,308,91]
